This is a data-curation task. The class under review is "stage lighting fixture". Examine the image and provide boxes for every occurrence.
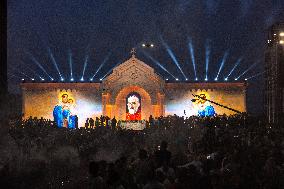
[224,78,228,81]
[195,78,198,81]
[142,43,154,48]
[185,78,188,81]
[214,78,218,81]
[31,78,35,81]
[61,78,64,81]
[280,32,284,37]
[205,78,208,81]
[51,78,54,81]
[234,78,238,81]
[100,78,103,81]
[80,78,84,81]
[280,40,284,44]
[71,78,74,81]
[165,78,169,81]
[21,78,25,81]
[245,78,248,81]
[41,78,45,81]
[175,78,179,81]
[274,33,276,36]
[90,78,93,81]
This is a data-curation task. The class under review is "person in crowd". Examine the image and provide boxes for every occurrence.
[155,141,172,167]
[89,118,95,129]
[85,118,89,128]
[95,117,100,128]
[6,113,284,189]
[111,117,117,130]
[89,161,105,189]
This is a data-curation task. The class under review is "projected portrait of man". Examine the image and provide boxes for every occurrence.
[126,93,141,120]
[53,93,77,128]
[193,93,215,117]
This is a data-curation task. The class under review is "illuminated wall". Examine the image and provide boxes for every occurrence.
[21,82,246,125]
[22,83,102,127]
[165,83,246,116]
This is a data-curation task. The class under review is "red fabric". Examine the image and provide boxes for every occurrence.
[126,111,141,120]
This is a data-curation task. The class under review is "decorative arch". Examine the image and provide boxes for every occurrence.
[114,86,152,120]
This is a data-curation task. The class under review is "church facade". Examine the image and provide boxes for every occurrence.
[21,54,247,127]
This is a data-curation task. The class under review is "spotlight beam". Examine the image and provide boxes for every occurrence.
[26,66,44,80]
[226,57,242,79]
[10,68,33,79]
[188,40,197,79]
[69,49,73,79]
[205,40,210,80]
[160,36,187,79]
[245,71,266,80]
[101,61,121,80]
[26,52,53,80]
[142,51,176,79]
[48,48,62,79]
[91,52,111,79]
[216,51,229,79]
[81,55,89,79]
[235,61,258,80]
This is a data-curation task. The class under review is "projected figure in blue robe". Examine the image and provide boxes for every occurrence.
[53,93,76,128]
[194,94,216,117]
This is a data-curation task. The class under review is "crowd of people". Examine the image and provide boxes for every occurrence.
[0,114,283,189]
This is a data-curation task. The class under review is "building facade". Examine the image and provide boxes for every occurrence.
[264,23,284,123]
[21,54,247,127]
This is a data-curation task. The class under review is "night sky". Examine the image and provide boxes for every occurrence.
[7,0,284,114]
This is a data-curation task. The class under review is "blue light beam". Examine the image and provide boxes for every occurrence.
[142,51,176,79]
[26,66,44,80]
[47,48,63,79]
[225,57,242,79]
[205,40,210,80]
[10,67,33,79]
[26,52,53,80]
[235,61,258,80]
[101,61,121,80]
[91,52,112,79]
[215,51,229,80]
[245,71,266,80]
[188,40,197,80]
[81,55,89,80]
[160,36,187,79]
[69,49,73,79]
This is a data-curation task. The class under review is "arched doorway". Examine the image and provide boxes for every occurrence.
[114,86,152,120]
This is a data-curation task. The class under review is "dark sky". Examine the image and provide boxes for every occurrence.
[7,0,284,114]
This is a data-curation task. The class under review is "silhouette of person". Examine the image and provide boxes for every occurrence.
[89,118,95,129]
[111,117,117,130]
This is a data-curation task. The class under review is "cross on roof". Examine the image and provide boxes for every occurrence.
[130,48,136,57]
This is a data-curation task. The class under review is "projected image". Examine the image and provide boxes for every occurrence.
[192,93,215,117]
[126,92,141,121]
[53,93,77,128]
